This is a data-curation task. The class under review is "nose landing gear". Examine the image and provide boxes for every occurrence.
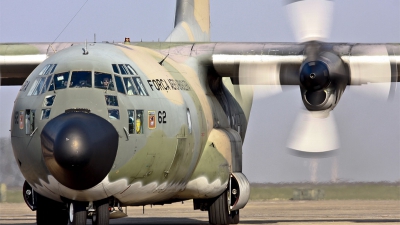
[34,193,112,225]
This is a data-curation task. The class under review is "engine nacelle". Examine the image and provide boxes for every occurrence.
[299,51,349,112]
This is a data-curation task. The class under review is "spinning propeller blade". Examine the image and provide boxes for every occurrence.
[283,0,340,154]
[287,109,339,156]
[284,0,334,43]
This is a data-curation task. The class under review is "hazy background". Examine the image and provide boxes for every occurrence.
[0,0,399,185]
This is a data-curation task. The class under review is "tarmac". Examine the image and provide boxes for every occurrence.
[0,200,399,224]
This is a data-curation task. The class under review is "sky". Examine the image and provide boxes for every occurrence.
[0,0,399,183]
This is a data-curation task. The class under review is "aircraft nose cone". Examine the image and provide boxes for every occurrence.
[54,123,92,169]
[41,112,119,190]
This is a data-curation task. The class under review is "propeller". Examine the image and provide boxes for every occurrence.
[287,109,339,157]
[283,0,346,155]
[284,0,334,43]
[213,0,395,156]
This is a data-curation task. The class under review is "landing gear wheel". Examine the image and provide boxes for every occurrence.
[36,194,68,225]
[68,201,87,225]
[92,199,110,225]
[208,190,239,224]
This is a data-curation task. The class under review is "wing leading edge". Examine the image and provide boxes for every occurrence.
[0,43,75,86]
[210,43,400,88]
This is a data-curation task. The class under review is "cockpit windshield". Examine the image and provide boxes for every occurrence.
[95,72,114,91]
[49,72,69,91]
[114,76,126,94]
[69,71,92,88]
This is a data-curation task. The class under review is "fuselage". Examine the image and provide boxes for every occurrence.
[11,42,253,206]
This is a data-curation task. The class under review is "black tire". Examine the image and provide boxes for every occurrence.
[68,201,87,225]
[208,190,240,224]
[36,194,68,225]
[92,199,110,225]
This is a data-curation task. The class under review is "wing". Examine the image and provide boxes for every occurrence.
[211,43,399,86]
[197,42,400,154]
[0,43,74,85]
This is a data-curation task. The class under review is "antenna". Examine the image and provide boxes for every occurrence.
[159,54,169,66]
[47,0,89,55]
[82,39,89,55]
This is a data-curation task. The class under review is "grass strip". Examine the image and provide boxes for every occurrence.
[250,182,400,200]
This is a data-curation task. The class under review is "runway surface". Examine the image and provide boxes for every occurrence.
[1,200,399,224]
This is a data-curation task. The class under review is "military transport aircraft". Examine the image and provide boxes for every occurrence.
[0,0,399,224]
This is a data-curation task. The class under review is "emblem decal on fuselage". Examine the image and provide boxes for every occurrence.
[148,111,156,129]
[19,111,24,130]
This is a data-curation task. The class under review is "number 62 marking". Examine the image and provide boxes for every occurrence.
[158,111,167,124]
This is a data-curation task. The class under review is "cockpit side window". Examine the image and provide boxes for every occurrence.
[95,72,114,91]
[125,64,138,75]
[114,75,126,94]
[118,64,128,75]
[41,109,51,120]
[39,64,51,75]
[123,77,139,95]
[69,71,92,88]
[108,109,120,120]
[132,77,149,96]
[50,72,69,91]
[112,64,119,74]
[27,79,39,96]
[136,110,144,134]
[25,109,35,135]
[40,75,53,94]
[128,110,135,134]
[27,77,46,96]
[44,64,54,75]
[38,64,57,76]
[43,95,56,107]
[105,95,118,106]
[50,64,57,74]
[34,78,46,95]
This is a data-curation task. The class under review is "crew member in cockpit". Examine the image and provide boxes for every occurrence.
[101,77,114,91]
[103,77,111,89]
